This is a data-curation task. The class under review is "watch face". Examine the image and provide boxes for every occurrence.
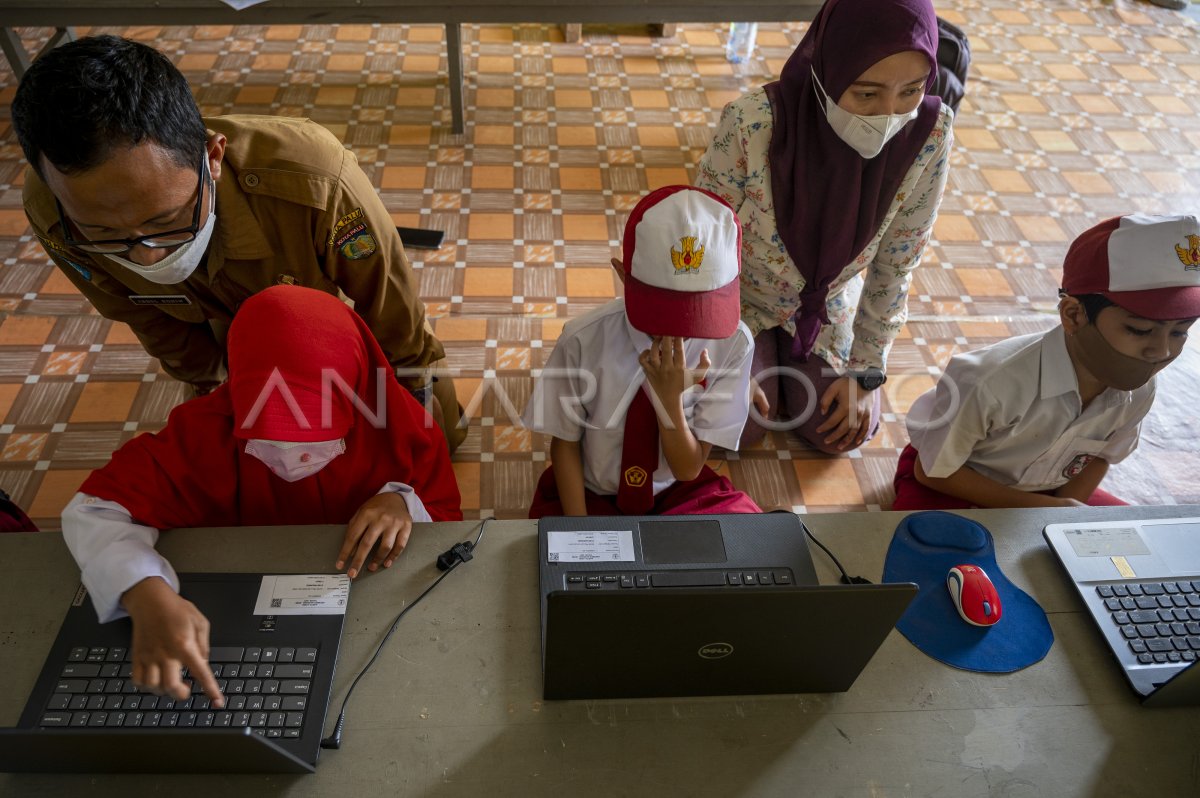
[857,371,886,391]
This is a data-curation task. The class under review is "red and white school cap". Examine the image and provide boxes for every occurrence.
[621,185,742,339]
[1062,213,1200,320]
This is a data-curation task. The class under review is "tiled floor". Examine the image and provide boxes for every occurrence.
[1,0,1199,529]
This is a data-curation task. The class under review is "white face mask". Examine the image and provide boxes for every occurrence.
[812,68,921,159]
[105,160,217,285]
[244,438,347,482]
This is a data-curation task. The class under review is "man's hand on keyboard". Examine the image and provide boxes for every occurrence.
[337,491,414,579]
[121,576,225,707]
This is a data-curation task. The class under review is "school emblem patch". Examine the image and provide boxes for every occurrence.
[1061,453,1095,481]
[671,236,704,273]
[623,465,649,488]
[330,207,377,260]
[339,230,377,260]
[1175,234,1200,271]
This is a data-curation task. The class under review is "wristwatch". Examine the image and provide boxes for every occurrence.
[851,368,887,391]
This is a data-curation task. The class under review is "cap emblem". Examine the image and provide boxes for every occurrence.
[1175,234,1200,271]
[670,236,704,274]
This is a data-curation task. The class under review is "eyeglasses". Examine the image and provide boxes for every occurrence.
[56,153,209,255]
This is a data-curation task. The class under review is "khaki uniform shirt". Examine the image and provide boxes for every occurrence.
[23,115,442,387]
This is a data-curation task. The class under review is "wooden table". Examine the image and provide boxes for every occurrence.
[0,0,820,134]
[2,505,1198,795]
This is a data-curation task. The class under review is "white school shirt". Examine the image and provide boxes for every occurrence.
[905,326,1155,492]
[523,299,754,497]
[61,481,432,623]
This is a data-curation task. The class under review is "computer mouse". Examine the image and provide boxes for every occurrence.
[947,564,1002,627]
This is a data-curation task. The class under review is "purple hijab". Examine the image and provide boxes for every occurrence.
[764,0,940,359]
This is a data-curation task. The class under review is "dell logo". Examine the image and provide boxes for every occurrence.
[698,642,734,660]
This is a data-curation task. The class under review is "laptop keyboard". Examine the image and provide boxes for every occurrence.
[38,645,318,737]
[1097,581,1200,665]
[563,569,795,590]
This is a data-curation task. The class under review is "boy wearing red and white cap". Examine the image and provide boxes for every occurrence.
[894,213,1200,510]
[524,186,761,517]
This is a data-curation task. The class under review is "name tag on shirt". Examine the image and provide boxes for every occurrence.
[128,295,192,306]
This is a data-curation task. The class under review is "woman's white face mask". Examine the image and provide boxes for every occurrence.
[812,68,920,159]
[245,438,346,482]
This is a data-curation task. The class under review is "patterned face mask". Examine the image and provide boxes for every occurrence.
[244,438,347,482]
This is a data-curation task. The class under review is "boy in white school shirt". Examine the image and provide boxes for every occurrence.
[524,186,761,517]
[893,213,1200,510]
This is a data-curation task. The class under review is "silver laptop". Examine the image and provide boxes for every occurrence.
[1044,517,1200,707]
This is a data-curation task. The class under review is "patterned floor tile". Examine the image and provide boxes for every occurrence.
[2,3,1199,529]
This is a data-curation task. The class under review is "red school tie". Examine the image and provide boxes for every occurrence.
[616,386,659,514]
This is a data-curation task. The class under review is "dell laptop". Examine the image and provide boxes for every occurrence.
[1044,516,1200,707]
[1,572,348,773]
[538,513,917,700]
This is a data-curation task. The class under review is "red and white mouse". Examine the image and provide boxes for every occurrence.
[947,564,1002,626]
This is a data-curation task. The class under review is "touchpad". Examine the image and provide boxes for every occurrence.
[639,520,728,565]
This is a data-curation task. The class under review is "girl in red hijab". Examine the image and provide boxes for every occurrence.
[62,285,461,703]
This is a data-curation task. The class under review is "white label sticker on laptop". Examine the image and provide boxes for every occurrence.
[253,574,350,615]
[547,530,635,563]
[1064,528,1151,558]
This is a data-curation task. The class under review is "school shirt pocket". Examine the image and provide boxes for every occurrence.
[1015,437,1108,492]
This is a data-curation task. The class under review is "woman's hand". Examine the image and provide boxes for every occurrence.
[749,377,771,419]
[338,492,414,579]
[814,376,875,450]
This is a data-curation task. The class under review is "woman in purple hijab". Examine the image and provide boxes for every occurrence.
[697,0,953,453]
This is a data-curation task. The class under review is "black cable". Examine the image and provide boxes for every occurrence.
[321,517,492,750]
[770,509,871,585]
[801,522,872,585]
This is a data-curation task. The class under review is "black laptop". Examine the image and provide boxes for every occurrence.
[538,514,917,700]
[1,573,348,774]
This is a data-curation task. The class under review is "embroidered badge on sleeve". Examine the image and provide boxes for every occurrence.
[329,207,377,260]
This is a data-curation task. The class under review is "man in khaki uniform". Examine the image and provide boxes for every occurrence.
[13,35,464,451]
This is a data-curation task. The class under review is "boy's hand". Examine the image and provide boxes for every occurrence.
[122,577,223,706]
[815,376,875,450]
[640,337,710,405]
[338,491,414,579]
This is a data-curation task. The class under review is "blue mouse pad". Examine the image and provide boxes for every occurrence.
[882,511,1053,673]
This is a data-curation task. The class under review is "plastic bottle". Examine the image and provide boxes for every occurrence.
[725,22,759,64]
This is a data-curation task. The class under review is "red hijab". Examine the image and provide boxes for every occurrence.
[82,285,462,527]
[764,0,940,358]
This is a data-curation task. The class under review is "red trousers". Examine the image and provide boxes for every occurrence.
[529,464,762,518]
[891,445,1128,510]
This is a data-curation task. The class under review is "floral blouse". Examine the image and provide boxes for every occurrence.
[696,87,953,372]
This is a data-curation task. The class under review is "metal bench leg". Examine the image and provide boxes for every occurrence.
[445,22,464,135]
[1,28,32,78]
[1,27,75,79]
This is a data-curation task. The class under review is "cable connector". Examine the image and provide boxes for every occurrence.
[320,711,346,749]
[436,541,474,571]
